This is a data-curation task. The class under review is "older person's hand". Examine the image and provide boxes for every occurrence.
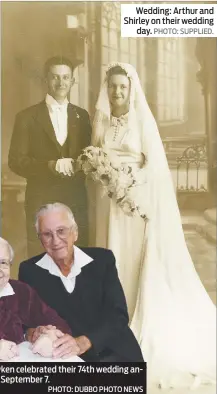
[0,339,19,361]
[31,329,59,358]
[52,332,83,359]
[75,336,92,356]
[26,325,57,343]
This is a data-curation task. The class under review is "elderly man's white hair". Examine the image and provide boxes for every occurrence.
[0,237,14,262]
[35,203,78,233]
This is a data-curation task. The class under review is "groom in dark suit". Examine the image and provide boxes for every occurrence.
[18,203,144,362]
[8,56,91,257]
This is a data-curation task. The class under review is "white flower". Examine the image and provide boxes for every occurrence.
[96,165,110,177]
[91,172,101,182]
[82,161,95,174]
[84,152,93,160]
[109,169,119,183]
[117,172,133,189]
[85,146,100,155]
[107,181,117,194]
[125,186,138,201]
[119,198,134,215]
[93,154,106,167]
[116,186,126,200]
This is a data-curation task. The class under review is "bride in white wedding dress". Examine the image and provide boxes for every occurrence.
[91,62,216,391]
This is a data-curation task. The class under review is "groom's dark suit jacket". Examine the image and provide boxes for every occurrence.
[18,247,144,362]
[8,101,91,254]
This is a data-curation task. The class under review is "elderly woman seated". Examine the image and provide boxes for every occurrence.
[0,237,71,361]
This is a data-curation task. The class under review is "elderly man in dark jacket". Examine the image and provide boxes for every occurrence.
[19,203,144,362]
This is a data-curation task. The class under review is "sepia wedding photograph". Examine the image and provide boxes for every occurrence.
[0,1,216,392]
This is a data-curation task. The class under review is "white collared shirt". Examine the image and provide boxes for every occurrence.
[46,93,69,146]
[0,282,15,298]
[36,246,93,293]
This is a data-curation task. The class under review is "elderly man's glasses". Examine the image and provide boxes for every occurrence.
[38,226,73,243]
[0,260,11,269]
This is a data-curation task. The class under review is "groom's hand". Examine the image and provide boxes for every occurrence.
[48,159,74,177]
[55,158,74,176]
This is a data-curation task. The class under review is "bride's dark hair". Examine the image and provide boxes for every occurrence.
[106,65,128,81]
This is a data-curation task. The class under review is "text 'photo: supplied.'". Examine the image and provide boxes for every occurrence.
[0,1,216,394]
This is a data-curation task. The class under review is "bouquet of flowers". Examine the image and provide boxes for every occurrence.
[76,146,148,220]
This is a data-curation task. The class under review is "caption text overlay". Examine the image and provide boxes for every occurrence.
[121,4,217,37]
[0,362,146,394]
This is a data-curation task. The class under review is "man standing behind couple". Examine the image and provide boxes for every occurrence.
[8,56,91,257]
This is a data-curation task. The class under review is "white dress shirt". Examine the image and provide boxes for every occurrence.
[36,246,93,293]
[0,282,15,298]
[45,94,69,146]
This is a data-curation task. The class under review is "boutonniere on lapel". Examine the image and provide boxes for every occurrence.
[70,106,80,128]
[72,107,80,119]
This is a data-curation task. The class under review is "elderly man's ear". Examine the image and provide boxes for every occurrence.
[74,231,78,242]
